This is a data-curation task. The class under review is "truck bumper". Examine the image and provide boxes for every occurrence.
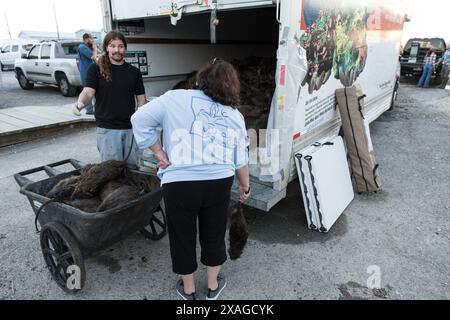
[401,63,423,76]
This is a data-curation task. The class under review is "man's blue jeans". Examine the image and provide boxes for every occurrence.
[418,64,433,88]
[96,128,139,166]
[81,81,95,114]
[85,96,95,114]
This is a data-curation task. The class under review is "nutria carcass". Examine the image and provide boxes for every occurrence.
[71,160,126,199]
[228,202,249,260]
[46,175,81,200]
[97,185,143,212]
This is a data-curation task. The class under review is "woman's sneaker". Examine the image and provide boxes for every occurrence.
[206,276,227,300]
[176,279,197,300]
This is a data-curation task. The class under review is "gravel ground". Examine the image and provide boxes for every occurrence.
[0,82,449,300]
[0,69,76,108]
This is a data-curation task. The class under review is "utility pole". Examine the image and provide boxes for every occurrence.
[5,13,12,39]
[53,4,60,40]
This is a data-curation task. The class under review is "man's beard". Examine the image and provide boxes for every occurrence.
[110,53,124,63]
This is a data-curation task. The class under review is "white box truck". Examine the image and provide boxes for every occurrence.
[100,0,406,211]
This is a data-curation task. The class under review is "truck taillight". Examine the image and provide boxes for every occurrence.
[76,59,80,71]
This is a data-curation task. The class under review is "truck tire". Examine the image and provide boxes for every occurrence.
[438,67,449,89]
[389,81,399,111]
[57,74,77,97]
[17,70,34,90]
[0,63,4,71]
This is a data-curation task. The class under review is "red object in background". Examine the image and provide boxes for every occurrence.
[300,0,307,30]
[366,7,404,31]
[280,65,286,86]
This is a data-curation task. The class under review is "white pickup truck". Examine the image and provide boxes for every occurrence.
[14,40,83,97]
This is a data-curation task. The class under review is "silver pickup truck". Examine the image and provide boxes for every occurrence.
[14,40,83,97]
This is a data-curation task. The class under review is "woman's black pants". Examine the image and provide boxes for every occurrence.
[162,176,234,275]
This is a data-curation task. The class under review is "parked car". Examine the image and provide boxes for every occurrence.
[14,40,83,96]
[400,37,448,88]
[0,39,38,71]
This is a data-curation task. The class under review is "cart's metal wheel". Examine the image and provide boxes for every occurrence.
[40,222,86,293]
[140,201,167,240]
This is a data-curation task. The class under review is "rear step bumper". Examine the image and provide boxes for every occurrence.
[231,179,286,212]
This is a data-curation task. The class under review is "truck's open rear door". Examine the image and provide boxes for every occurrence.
[110,0,274,20]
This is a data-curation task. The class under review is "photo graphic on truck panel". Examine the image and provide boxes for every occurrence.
[299,0,404,96]
[300,0,369,94]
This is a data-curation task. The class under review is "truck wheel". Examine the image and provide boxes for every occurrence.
[58,74,77,97]
[0,63,4,71]
[389,81,399,111]
[17,70,34,90]
[438,68,449,89]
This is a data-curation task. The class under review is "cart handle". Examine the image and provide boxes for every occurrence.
[14,159,87,187]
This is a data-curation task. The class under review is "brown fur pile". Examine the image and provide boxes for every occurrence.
[172,71,198,90]
[170,57,275,131]
[99,179,126,201]
[97,185,142,212]
[232,56,276,131]
[71,160,126,199]
[228,202,249,260]
[45,160,158,213]
[46,175,81,200]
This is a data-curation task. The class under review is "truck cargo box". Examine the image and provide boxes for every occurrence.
[101,0,405,212]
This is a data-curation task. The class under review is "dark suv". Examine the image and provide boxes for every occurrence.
[400,38,448,88]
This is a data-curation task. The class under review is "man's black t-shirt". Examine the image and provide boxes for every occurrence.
[84,62,145,129]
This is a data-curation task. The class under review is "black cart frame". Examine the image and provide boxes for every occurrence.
[14,159,167,293]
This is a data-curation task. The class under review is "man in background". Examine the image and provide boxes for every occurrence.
[77,33,97,114]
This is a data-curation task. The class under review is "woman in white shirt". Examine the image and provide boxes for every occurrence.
[132,58,250,300]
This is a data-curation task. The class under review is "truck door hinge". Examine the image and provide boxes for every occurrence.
[170,1,204,26]
[275,0,281,24]
[210,0,219,43]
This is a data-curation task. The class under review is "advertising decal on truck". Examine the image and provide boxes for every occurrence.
[293,0,404,135]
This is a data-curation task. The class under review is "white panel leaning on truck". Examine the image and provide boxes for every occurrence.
[294,136,354,233]
[102,0,405,212]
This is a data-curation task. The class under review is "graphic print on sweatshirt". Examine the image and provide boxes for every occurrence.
[189,96,235,164]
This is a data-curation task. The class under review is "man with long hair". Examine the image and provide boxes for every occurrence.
[73,31,146,165]
[131,58,251,300]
